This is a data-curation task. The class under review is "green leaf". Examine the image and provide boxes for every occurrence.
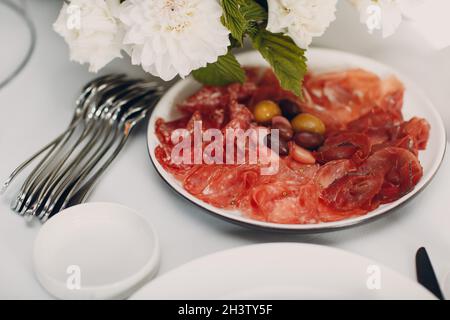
[221,0,268,45]
[251,28,307,96]
[241,0,267,21]
[221,0,247,45]
[192,51,246,86]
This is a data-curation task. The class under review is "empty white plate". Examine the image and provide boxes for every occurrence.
[33,202,160,300]
[131,243,435,300]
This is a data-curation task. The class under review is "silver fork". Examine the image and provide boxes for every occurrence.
[54,95,163,218]
[5,74,166,222]
[12,76,130,214]
[19,79,144,216]
[1,74,126,196]
[33,83,159,218]
[43,90,164,221]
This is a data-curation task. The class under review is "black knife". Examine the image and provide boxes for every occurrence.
[416,247,445,300]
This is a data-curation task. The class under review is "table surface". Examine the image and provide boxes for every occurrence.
[1,0,449,299]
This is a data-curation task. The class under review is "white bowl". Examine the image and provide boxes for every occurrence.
[147,48,447,233]
[33,202,160,300]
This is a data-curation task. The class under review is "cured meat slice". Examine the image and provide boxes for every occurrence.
[227,82,257,103]
[155,117,190,145]
[178,86,228,114]
[241,182,319,224]
[399,117,430,150]
[378,75,405,112]
[197,165,260,209]
[229,99,254,124]
[320,173,384,211]
[347,107,403,133]
[183,165,224,195]
[300,69,383,129]
[317,201,367,222]
[155,145,195,180]
[184,165,260,209]
[314,159,356,189]
[315,132,371,164]
[361,147,423,203]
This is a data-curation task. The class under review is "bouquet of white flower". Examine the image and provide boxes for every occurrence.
[53,0,416,96]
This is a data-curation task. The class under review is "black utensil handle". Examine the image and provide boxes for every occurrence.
[416,247,445,300]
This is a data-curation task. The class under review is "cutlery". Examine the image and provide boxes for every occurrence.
[416,247,445,300]
[2,75,165,221]
[0,74,126,195]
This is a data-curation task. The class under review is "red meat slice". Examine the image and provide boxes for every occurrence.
[183,165,223,195]
[317,201,367,222]
[229,99,254,124]
[314,159,356,189]
[315,132,371,164]
[178,86,229,114]
[300,69,383,130]
[241,181,319,224]
[399,117,430,150]
[361,147,423,203]
[378,75,405,112]
[320,173,384,211]
[347,107,403,132]
[155,117,190,145]
[155,145,195,180]
[185,165,260,209]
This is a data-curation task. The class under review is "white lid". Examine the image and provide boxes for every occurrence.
[33,202,160,300]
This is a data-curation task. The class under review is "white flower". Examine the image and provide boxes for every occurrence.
[119,0,230,81]
[266,0,338,49]
[53,0,123,73]
[351,0,420,38]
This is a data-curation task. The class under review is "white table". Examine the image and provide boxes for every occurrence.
[1,0,449,299]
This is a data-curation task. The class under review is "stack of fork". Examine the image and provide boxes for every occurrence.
[1,74,165,222]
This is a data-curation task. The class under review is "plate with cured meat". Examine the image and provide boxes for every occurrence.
[147,48,446,232]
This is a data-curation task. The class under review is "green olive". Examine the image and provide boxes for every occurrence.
[253,100,282,123]
[291,113,326,135]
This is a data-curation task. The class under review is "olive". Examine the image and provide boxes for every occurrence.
[264,133,289,156]
[291,113,326,135]
[253,100,281,123]
[278,99,301,120]
[294,132,324,150]
[271,116,294,140]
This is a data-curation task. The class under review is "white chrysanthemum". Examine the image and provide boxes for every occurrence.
[266,0,338,49]
[350,0,424,38]
[119,0,231,81]
[53,0,123,72]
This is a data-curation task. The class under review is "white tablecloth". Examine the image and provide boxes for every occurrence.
[0,0,449,299]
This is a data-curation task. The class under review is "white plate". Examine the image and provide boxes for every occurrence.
[131,243,435,300]
[147,48,447,233]
[33,203,160,300]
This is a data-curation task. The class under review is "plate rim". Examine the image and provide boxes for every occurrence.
[146,48,447,233]
[131,242,436,300]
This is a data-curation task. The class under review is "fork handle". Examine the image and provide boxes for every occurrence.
[1,125,75,195]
